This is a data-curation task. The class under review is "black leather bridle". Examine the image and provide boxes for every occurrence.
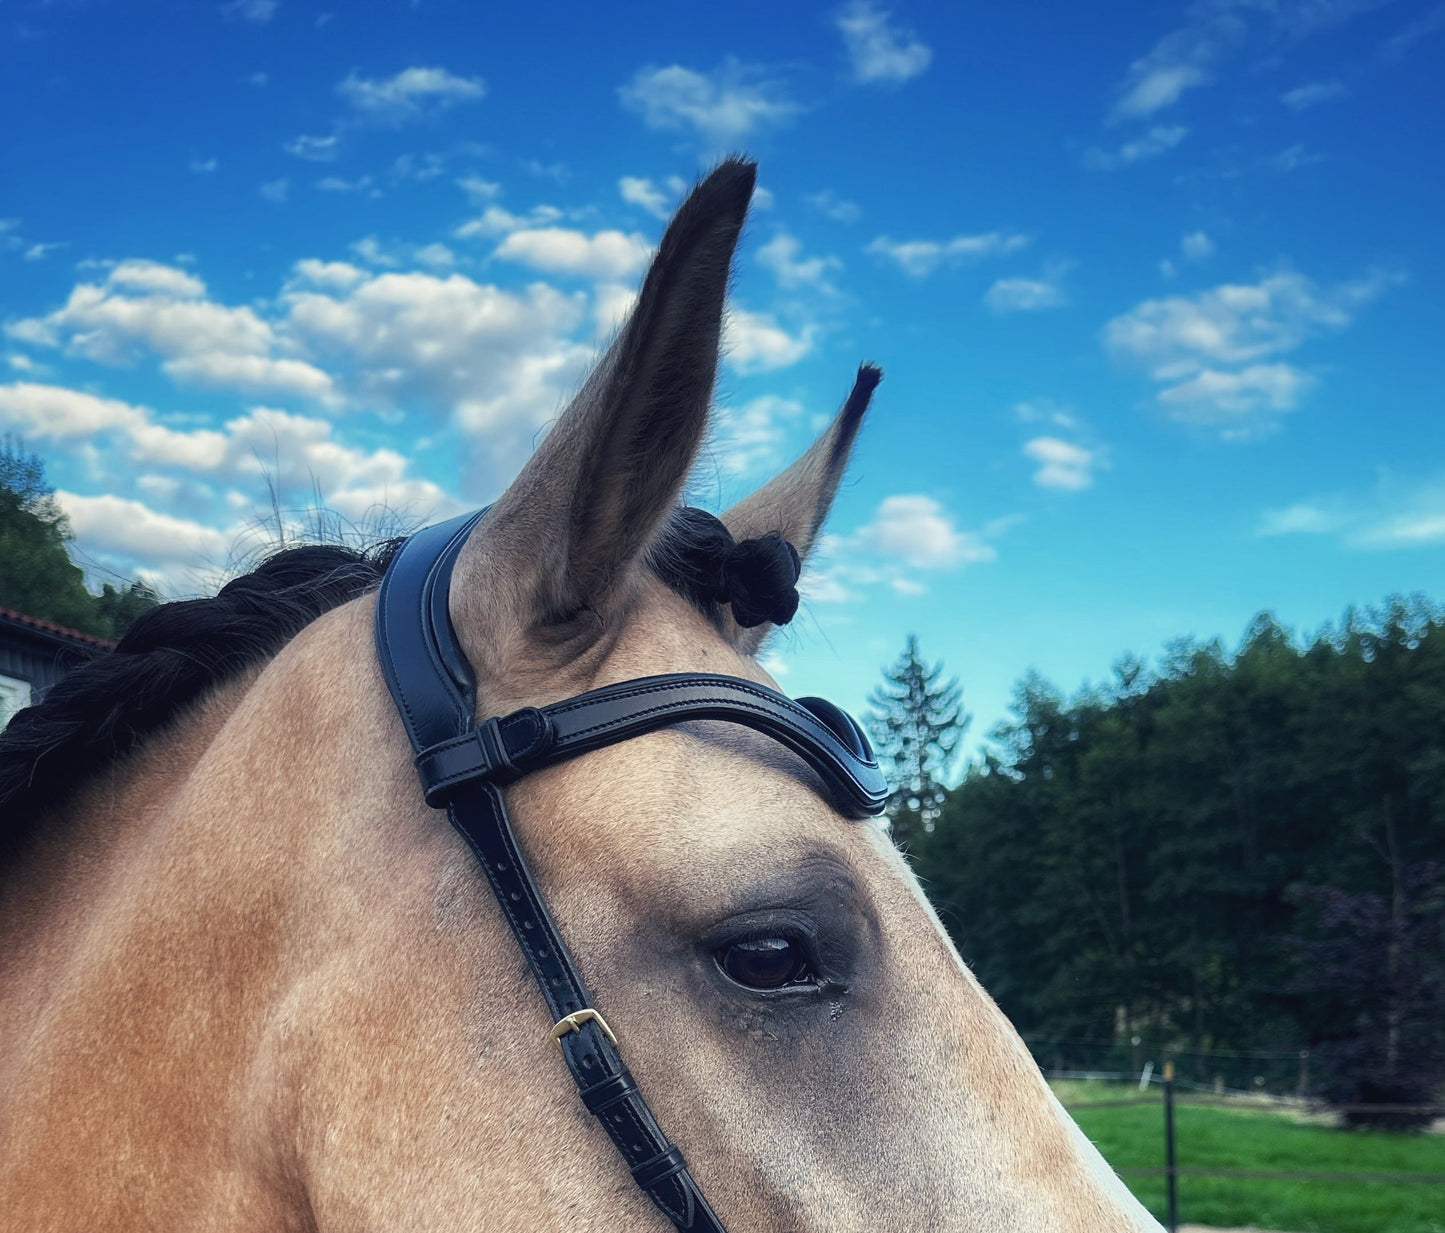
[374,510,889,1232]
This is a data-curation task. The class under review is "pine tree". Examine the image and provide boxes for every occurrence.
[866,636,966,849]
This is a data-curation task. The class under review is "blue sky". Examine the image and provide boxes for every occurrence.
[2,0,1442,757]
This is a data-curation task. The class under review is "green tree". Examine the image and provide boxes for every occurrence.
[0,440,158,638]
[866,635,966,849]
[919,602,1445,1101]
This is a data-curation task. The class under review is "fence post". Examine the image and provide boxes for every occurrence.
[1163,1063,1178,1233]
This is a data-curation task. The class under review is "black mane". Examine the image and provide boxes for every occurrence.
[0,541,399,867]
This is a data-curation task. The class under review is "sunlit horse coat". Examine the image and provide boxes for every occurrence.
[0,159,1162,1233]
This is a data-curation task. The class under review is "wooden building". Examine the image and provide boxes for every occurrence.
[0,607,113,731]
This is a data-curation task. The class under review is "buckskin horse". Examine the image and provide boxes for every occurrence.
[0,160,1161,1231]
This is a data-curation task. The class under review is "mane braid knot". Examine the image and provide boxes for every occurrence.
[659,506,801,629]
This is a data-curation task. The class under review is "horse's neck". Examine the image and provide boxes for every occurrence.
[0,635,348,1231]
[0,670,257,992]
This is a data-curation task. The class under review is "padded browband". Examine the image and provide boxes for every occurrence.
[374,510,887,1233]
[413,674,888,814]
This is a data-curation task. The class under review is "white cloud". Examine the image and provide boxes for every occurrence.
[223,0,278,24]
[619,174,687,219]
[1115,63,1211,119]
[493,227,654,281]
[523,160,571,184]
[348,236,399,268]
[260,177,290,203]
[591,282,639,336]
[454,203,564,240]
[457,174,501,203]
[23,242,67,262]
[281,270,592,483]
[855,494,994,568]
[59,490,233,563]
[1084,124,1189,170]
[1108,12,1243,121]
[165,352,335,401]
[1105,268,1396,375]
[390,152,448,183]
[710,394,805,476]
[619,59,800,147]
[337,66,486,123]
[189,156,219,174]
[413,242,455,268]
[1182,230,1214,261]
[865,230,1028,278]
[7,262,337,403]
[985,269,1068,313]
[1105,266,1399,435]
[1260,474,1445,550]
[109,260,207,298]
[1282,79,1346,109]
[756,232,842,291]
[1107,4,1378,127]
[1258,501,1346,536]
[290,258,367,290]
[1263,144,1327,173]
[1382,5,1445,61]
[721,306,814,373]
[317,174,377,194]
[806,189,861,224]
[0,382,154,444]
[284,133,339,162]
[1013,398,1079,430]
[1023,436,1101,491]
[758,651,789,678]
[245,71,269,87]
[1,383,460,559]
[836,1,933,84]
[1155,363,1313,430]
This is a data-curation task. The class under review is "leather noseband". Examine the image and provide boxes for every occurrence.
[374,510,888,1232]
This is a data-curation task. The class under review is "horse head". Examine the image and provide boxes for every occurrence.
[0,158,1162,1232]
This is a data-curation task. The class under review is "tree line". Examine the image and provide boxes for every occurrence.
[870,615,1445,1125]
[0,442,156,640]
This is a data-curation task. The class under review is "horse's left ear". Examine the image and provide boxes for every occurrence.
[720,363,880,656]
[447,158,755,683]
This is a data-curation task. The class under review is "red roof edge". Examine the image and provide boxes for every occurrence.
[0,606,117,649]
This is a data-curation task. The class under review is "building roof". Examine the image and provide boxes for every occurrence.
[0,606,116,651]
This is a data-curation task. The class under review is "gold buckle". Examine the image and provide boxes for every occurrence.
[549,1008,618,1050]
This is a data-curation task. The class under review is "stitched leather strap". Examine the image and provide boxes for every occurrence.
[442,779,724,1230]
[414,674,887,814]
[374,510,886,1232]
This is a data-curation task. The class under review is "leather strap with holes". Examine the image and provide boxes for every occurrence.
[374,510,886,1232]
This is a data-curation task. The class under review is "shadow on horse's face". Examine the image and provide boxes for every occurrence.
[0,159,1162,1232]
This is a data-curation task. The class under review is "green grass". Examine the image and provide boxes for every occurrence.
[1054,1082,1445,1233]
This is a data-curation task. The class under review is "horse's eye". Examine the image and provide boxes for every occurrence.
[717,937,810,990]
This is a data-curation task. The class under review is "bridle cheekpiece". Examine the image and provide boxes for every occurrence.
[374,510,887,1232]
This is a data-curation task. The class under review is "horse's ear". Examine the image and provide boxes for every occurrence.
[449,158,756,671]
[720,364,881,657]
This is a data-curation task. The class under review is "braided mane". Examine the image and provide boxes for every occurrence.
[0,504,802,871]
[0,541,399,868]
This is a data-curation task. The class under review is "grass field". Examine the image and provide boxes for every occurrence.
[1054,1080,1445,1233]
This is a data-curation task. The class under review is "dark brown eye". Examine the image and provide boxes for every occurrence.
[717,937,811,990]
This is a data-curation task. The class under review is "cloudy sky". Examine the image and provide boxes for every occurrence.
[2,0,1441,752]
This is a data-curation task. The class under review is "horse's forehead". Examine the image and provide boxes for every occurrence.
[594,580,772,685]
